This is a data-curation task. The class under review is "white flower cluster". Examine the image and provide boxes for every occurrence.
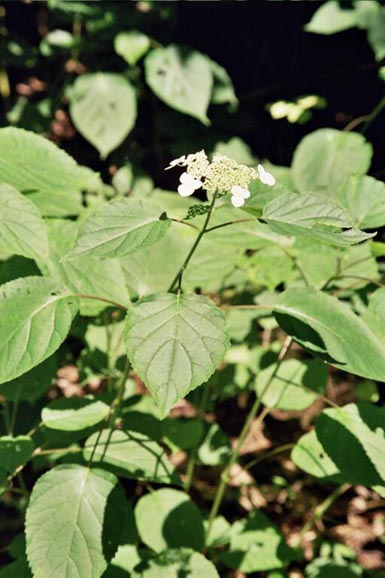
[165,150,275,207]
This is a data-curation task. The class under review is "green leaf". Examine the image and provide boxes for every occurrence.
[0,127,99,194]
[69,73,137,158]
[162,418,204,452]
[362,287,385,343]
[220,511,297,573]
[44,219,130,315]
[262,191,374,247]
[291,429,340,480]
[66,198,170,259]
[255,359,327,411]
[125,293,229,417]
[0,356,57,402]
[274,287,385,381]
[84,429,179,484]
[292,129,372,193]
[135,488,204,552]
[292,403,385,491]
[197,423,231,466]
[0,558,32,578]
[0,277,77,384]
[26,190,83,218]
[26,464,127,578]
[209,60,238,107]
[145,45,213,125]
[0,184,48,261]
[305,1,357,35]
[137,549,219,578]
[306,558,363,578]
[114,31,150,66]
[42,397,110,431]
[334,175,385,229]
[0,436,34,473]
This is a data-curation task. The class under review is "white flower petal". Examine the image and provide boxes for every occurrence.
[231,195,245,208]
[257,164,276,186]
[177,183,194,197]
[165,155,187,170]
[180,172,202,190]
[231,185,250,199]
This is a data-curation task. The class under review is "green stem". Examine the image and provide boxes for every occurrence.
[73,294,128,310]
[184,384,211,491]
[168,191,219,292]
[205,218,256,234]
[87,358,131,466]
[9,388,20,436]
[243,443,295,473]
[220,304,273,311]
[205,336,293,543]
[361,96,385,134]
[295,483,351,547]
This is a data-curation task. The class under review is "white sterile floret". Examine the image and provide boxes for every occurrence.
[230,185,250,208]
[177,171,202,197]
[257,164,276,186]
[164,155,188,170]
[231,195,246,208]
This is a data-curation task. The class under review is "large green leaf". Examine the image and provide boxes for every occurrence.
[145,45,213,125]
[0,127,99,194]
[255,358,327,411]
[274,287,385,381]
[135,488,204,552]
[84,429,179,484]
[292,403,385,493]
[220,511,297,573]
[69,73,137,158]
[0,276,77,384]
[262,192,374,247]
[65,198,170,259]
[26,464,127,578]
[334,175,385,229]
[125,293,229,417]
[136,549,219,578]
[42,397,110,431]
[0,184,48,261]
[43,220,130,315]
[274,288,385,381]
[292,129,372,193]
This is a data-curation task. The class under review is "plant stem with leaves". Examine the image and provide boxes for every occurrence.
[205,336,293,543]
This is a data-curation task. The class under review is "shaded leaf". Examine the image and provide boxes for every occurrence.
[135,488,204,552]
[84,429,179,484]
[69,73,137,158]
[145,45,213,125]
[42,397,110,431]
[274,287,385,381]
[255,359,327,411]
[0,436,34,473]
[136,548,219,578]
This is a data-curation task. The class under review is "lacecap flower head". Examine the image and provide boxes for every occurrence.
[165,150,275,207]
